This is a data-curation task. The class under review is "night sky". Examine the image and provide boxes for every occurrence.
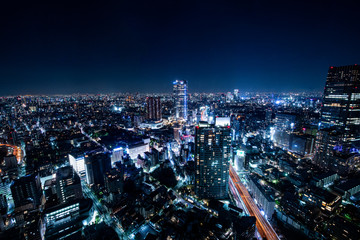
[1,0,360,95]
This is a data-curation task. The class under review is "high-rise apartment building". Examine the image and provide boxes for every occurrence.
[195,122,231,199]
[321,65,360,140]
[146,97,162,121]
[173,80,187,120]
[56,166,83,204]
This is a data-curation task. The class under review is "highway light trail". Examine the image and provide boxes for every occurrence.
[229,165,279,240]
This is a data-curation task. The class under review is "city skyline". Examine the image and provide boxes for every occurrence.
[1,1,360,96]
[0,63,359,239]
[1,1,360,239]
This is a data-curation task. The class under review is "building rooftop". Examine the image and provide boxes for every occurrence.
[335,179,360,192]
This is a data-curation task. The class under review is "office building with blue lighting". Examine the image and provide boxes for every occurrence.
[173,80,188,120]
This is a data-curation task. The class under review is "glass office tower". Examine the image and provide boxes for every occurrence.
[173,80,188,120]
[321,65,360,140]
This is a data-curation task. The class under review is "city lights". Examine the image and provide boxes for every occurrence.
[0,1,359,239]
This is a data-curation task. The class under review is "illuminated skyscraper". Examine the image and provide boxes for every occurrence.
[226,92,233,102]
[234,89,239,100]
[146,96,162,120]
[173,80,187,120]
[320,65,360,140]
[314,65,360,172]
[195,122,231,199]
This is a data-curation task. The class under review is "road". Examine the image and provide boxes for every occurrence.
[229,178,249,215]
[229,165,279,240]
[82,182,126,239]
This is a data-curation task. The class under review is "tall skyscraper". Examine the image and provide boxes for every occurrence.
[173,80,188,120]
[320,65,360,140]
[234,89,239,100]
[195,121,231,199]
[10,174,42,208]
[146,96,162,121]
[226,92,234,102]
[314,65,360,172]
[56,166,83,204]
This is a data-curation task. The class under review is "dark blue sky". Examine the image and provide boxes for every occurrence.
[1,0,359,95]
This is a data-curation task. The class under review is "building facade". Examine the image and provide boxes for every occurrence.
[56,166,83,204]
[195,122,231,199]
[10,174,42,209]
[68,153,85,179]
[321,65,360,140]
[146,96,162,121]
[314,65,360,172]
[173,80,188,120]
[85,152,111,187]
